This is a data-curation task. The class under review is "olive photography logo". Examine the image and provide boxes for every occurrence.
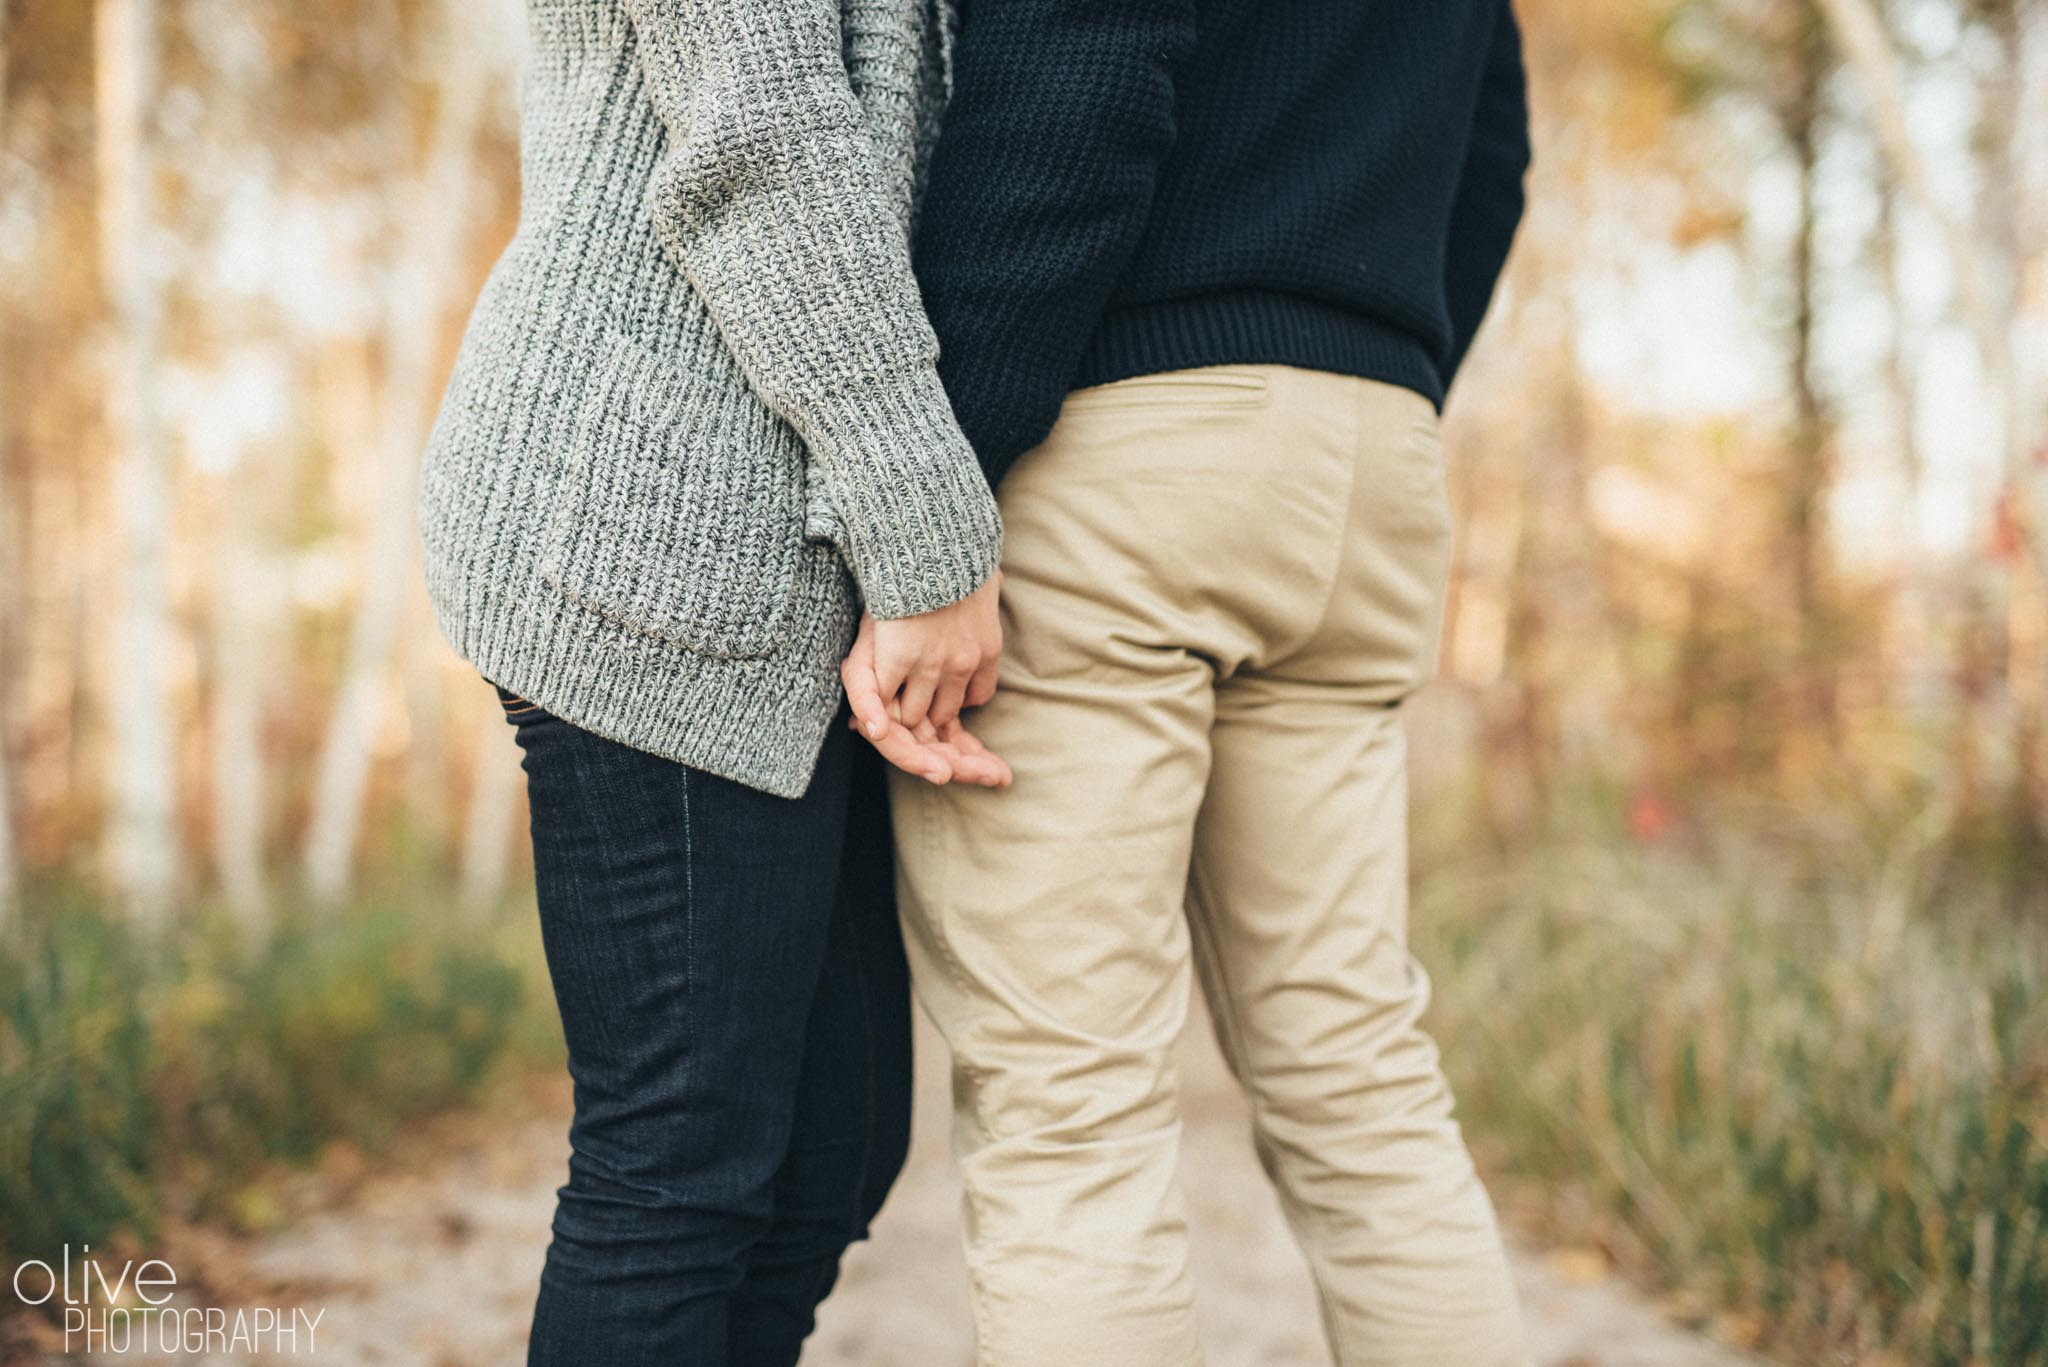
[11,1245,326,1357]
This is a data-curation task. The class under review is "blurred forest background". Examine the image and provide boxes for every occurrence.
[0,0,2044,1364]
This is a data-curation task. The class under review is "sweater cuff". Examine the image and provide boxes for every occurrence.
[798,365,1004,620]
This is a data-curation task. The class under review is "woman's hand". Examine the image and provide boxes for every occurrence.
[842,709,1014,788]
[841,574,1011,787]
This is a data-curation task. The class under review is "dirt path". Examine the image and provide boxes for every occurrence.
[46,1017,1761,1366]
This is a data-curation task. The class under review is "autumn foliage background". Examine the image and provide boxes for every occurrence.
[0,0,2044,1363]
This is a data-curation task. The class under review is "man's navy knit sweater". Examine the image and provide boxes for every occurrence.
[913,0,1532,487]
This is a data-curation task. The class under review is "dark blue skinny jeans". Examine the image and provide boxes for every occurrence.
[496,685,911,1367]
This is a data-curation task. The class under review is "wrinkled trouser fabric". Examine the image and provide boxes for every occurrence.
[892,365,1528,1367]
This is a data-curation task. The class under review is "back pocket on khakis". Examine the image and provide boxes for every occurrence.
[538,332,804,660]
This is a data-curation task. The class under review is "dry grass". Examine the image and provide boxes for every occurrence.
[1414,819,2048,1365]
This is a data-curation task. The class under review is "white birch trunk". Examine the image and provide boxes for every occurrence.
[1980,3,2043,568]
[0,471,14,921]
[1813,0,2003,366]
[458,707,524,916]
[0,370,15,925]
[0,0,17,926]
[0,721,13,928]
[401,594,451,855]
[0,480,12,930]
[210,456,270,931]
[96,0,180,928]
[1821,0,2044,822]
[1817,0,2034,535]
[301,32,491,903]
[1976,1,2047,819]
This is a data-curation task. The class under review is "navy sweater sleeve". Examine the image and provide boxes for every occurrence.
[1437,0,1531,394]
[913,0,1199,484]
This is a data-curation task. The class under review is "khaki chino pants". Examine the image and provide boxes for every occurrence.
[891,365,1526,1367]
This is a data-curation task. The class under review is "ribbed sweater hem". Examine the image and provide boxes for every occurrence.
[1072,291,1446,411]
[437,568,854,800]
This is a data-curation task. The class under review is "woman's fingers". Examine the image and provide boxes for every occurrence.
[866,572,1002,733]
[839,623,893,741]
[916,640,988,731]
[941,719,1013,787]
[896,660,942,733]
[928,670,970,731]
[921,717,1010,787]
[877,723,953,784]
[866,711,953,784]
[873,640,911,705]
[842,615,954,782]
[965,654,1000,709]
[844,608,1010,787]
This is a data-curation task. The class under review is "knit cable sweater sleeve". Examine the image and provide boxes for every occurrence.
[1438,0,1531,395]
[912,0,1199,485]
[622,0,1000,621]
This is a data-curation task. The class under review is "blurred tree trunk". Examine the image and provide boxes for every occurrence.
[96,0,180,927]
[1872,167,1947,785]
[1490,365,1590,837]
[0,401,15,930]
[1813,0,2005,374]
[0,0,17,924]
[458,707,522,915]
[400,598,451,856]
[0,451,14,924]
[1976,0,2045,851]
[1488,465,1549,841]
[0,606,12,926]
[208,446,271,931]
[1482,232,1633,839]
[1872,179,1921,525]
[302,25,489,903]
[1821,0,2044,848]
[1781,2,1838,745]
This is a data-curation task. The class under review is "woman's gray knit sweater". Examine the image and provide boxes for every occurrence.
[418,0,1001,797]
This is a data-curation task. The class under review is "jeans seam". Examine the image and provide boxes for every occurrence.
[846,902,879,1245]
[680,766,696,1000]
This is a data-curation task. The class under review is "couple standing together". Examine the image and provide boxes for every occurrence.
[419,0,1532,1362]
